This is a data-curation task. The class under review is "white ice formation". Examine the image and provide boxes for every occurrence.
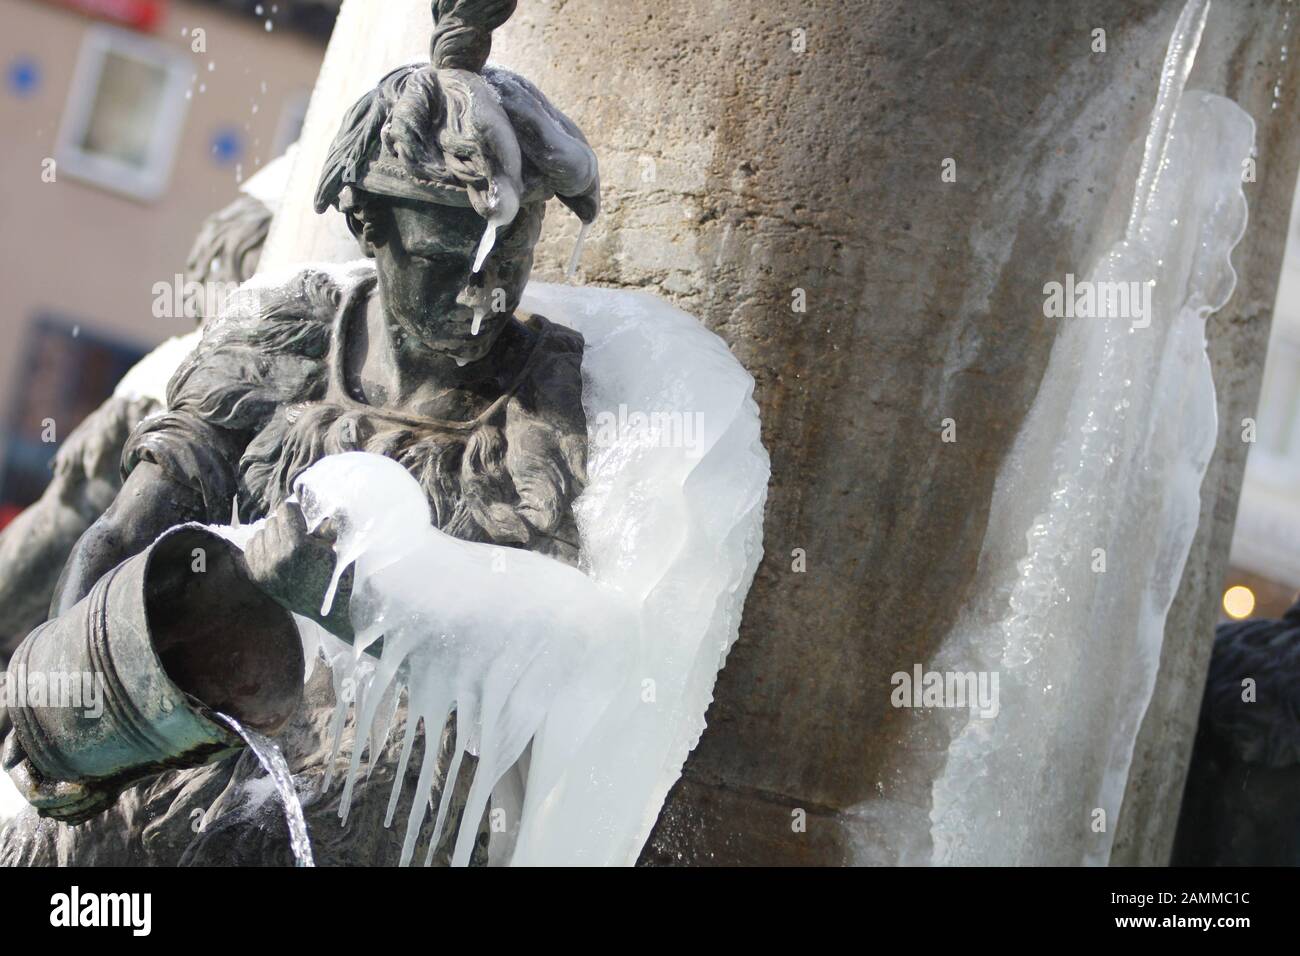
[928,0,1254,866]
[217,278,769,866]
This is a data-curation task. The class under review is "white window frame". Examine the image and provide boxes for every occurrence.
[55,26,193,202]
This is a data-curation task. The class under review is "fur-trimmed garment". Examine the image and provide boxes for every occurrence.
[123,265,588,564]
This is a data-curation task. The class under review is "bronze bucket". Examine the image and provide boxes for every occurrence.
[5,524,303,821]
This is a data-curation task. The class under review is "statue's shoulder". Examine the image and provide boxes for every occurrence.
[165,264,371,432]
[514,312,585,427]
[521,312,585,354]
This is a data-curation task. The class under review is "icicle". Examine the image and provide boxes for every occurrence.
[367,683,402,780]
[1125,0,1212,243]
[423,719,466,866]
[565,221,592,279]
[399,698,453,867]
[318,643,365,795]
[283,261,768,867]
[472,212,508,274]
[383,710,420,828]
[319,542,356,618]
[339,660,397,826]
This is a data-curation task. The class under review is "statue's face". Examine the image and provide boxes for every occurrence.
[368,197,534,363]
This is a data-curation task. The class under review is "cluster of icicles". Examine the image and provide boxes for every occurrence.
[291,451,636,867]
[211,277,768,867]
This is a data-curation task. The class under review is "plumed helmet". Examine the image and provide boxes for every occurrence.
[314,0,600,244]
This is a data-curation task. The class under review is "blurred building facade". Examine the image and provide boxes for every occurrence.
[0,0,334,521]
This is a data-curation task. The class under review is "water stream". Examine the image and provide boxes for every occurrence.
[218,713,315,868]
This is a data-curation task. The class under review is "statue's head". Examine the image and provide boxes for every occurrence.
[185,194,272,324]
[314,0,599,364]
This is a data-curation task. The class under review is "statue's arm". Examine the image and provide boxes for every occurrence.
[50,461,208,614]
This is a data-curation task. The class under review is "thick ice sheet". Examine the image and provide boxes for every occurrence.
[928,0,1253,866]
[510,283,769,865]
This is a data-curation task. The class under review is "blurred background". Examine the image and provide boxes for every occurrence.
[0,0,336,524]
[1228,183,1300,624]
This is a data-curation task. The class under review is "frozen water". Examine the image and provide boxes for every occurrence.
[292,452,636,866]
[289,282,767,866]
[203,279,767,867]
[506,283,768,864]
[565,221,592,279]
[928,0,1253,866]
[472,216,501,275]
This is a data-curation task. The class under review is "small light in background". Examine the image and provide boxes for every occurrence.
[1222,585,1256,620]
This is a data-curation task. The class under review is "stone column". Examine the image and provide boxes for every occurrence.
[485,0,1300,865]
[264,0,1300,865]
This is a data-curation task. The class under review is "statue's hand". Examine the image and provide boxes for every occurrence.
[1,653,106,823]
[2,731,111,824]
[243,500,348,625]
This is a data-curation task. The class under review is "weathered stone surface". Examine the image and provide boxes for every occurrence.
[487,0,1300,865]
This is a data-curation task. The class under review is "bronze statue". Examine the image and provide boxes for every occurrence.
[1,0,600,837]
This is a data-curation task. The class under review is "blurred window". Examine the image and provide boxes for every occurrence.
[0,318,146,526]
[55,27,192,201]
